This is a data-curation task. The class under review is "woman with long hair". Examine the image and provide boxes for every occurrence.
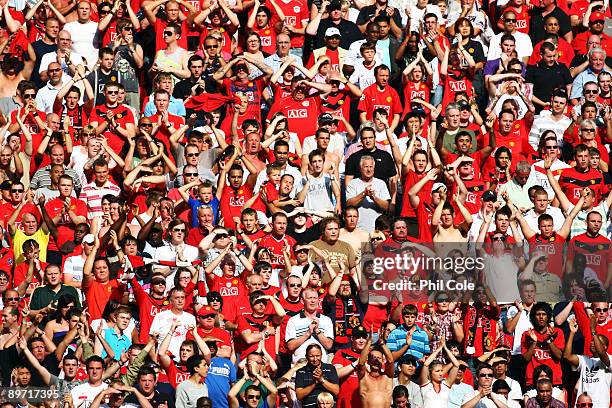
[43,294,77,343]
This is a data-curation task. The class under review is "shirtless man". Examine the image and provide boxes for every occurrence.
[301,127,341,177]
[357,329,394,408]
[432,189,472,256]
[0,53,36,99]
[339,206,369,264]
[242,131,267,175]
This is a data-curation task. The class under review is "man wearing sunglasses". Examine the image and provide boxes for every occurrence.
[89,80,136,154]
[461,363,509,408]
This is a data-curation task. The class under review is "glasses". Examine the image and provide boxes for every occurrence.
[288,283,301,288]
[504,18,516,22]
[163,31,175,36]
[584,89,599,94]
[581,128,596,132]
[139,123,153,127]
[209,298,222,302]
[186,152,199,157]
[595,307,608,313]
[205,44,218,49]
[10,189,23,193]
[436,298,450,302]
[48,68,62,73]
[123,26,133,31]
[246,395,260,400]
[173,228,186,233]
[577,404,594,407]
[184,172,198,177]
[592,20,605,24]
[295,249,308,254]
[492,236,506,241]
[545,145,559,150]
[23,94,36,99]
[479,373,494,378]
[216,233,229,239]
[371,237,383,242]
[152,281,166,285]
[199,314,215,318]
[106,90,119,95]
[4,297,19,301]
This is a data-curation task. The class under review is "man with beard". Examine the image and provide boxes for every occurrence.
[521,303,565,389]
[324,263,366,350]
[332,325,369,408]
[357,330,394,408]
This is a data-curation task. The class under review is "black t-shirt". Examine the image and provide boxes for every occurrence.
[356,5,402,28]
[525,62,572,110]
[314,19,364,50]
[529,7,571,45]
[295,363,340,408]
[86,69,120,106]
[125,389,175,408]
[31,41,57,88]
[286,222,321,244]
[345,148,398,182]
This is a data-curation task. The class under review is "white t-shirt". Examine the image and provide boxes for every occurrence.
[349,62,377,90]
[285,312,334,364]
[346,177,391,232]
[574,354,612,408]
[483,253,521,302]
[63,21,99,70]
[506,305,533,354]
[461,390,508,408]
[527,113,572,150]
[421,382,451,408]
[71,381,108,408]
[527,159,571,200]
[149,310,196,358]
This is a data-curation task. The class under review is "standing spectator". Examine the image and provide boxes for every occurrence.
[295,344,340,408]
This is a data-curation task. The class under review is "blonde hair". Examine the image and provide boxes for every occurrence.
[317,392,334,404]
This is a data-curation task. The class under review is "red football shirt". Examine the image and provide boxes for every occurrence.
[357,83,403,121]
[89,104,136,153]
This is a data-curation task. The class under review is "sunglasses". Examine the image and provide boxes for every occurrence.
[205,44,218,49]
[199,314,216,318]
[246,395,260,400]
[152,281,166,285]
[371,237,383,242]
[123,26,133,31]
[186,152,199,157]
[215,233,229,239]
[584,89,599,94]
[139,123,153,127]
[106,90,119,95]
[4,297,19,301]
[479,373,494,378]
[581,128,596,132]
[48,68,62,73]
[504,18,516,22]
[436,298,450,302]
[595,307,608,313]
[592,20,605,24]
[288,283,301,288]
[295,249,308,254]
[209,298,222,302]
[11,189,24,193]
[163,31,175,36]
[173,228,186,233]
[23,94,36,99]
[577,404,594,407]
[492,236,506,241]
[184,172,199,177]
[545,145,559,149]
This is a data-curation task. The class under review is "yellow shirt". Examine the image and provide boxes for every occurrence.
[13,229,50,265]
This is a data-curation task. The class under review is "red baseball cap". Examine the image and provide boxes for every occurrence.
[590,12,605,22]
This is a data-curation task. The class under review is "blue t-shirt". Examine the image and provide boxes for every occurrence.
[188,196,220,227]
[205,357,237,408]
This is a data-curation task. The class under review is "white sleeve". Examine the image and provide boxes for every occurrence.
[320,316,334,339]
[376,180,391,200]
[346,180,359,199]
[285,317,297,342]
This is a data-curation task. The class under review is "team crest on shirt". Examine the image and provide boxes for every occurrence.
[232,279,238,285]
[264,29,270,34]
[293,6,300,12]
[111,76,117,81]
[116,114,123,119]
[386,96,392,102]
[303,101,310,107]
[338,100,344,105]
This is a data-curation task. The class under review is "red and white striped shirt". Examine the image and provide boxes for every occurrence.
[79,180,121,220]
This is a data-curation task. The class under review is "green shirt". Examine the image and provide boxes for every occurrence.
[30,284,81,311]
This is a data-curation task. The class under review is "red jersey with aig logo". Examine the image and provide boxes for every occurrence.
[441,70,473,110]
[276,0,309,48]
[220,183,255,230]
[206,275,248,324]
[568,233,612,286]
[357,83,402,121]
[521,327,565,386]
[270,95,321,142]
[251,26,277,54]
[131,277,170,343]
[527,233,565,278]
[558,166,604,205]
[320,89,353,132]
[401,81,431,119]
[258,233,296,270]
